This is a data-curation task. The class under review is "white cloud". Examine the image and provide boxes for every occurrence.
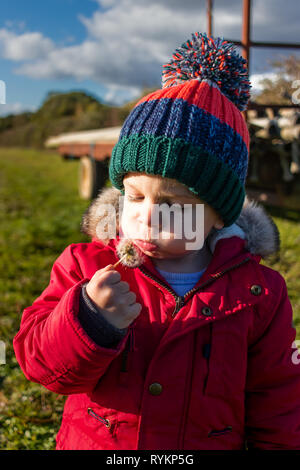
[15,41,100,79]
[11,1,209,91]
[103,84,141,105]
[0,29,54,61]
[97,0,119,8]
[1,0,299,105]
[252,0,300,41]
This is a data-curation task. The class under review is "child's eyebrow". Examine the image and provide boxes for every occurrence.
[124,181,196,199]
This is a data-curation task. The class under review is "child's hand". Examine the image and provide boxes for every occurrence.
[85,265,142,329]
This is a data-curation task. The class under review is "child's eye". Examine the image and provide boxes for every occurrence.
[126,195,143,202]
[126,195,184,211]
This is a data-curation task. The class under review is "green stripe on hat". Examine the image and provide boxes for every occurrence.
[109,134,245,227]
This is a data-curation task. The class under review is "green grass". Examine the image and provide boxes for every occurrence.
[0,147,90,449]
[0,147,299,449]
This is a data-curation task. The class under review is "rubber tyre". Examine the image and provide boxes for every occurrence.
[79,156,108,200]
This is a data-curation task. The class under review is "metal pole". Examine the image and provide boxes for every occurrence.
[207,0,213,36]
[225,40,300,49]
[242,0,251,70]
[242,0,251,119]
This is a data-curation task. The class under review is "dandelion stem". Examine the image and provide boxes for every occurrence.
[113,253,127,268]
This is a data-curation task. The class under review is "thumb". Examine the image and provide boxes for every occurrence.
[101,264,114,271]
[92,263,115,280]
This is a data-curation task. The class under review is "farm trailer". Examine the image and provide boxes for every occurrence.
[45,126,121,200]
[45,113,300,206]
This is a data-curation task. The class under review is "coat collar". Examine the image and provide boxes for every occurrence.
[103,234,250,278]
[97,234,249,280]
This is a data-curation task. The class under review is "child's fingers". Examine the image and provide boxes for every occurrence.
[86,265,142,328]
[121,291,136,306]
[117,281,130,293]
[127,302,142,317]
[94,266,121,286]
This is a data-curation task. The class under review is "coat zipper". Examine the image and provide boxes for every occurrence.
[138,256,251,318]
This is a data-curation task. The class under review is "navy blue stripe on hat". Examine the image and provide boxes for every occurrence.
[120,98,248,183]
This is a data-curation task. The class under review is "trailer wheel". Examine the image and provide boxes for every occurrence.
[79,156,109,200]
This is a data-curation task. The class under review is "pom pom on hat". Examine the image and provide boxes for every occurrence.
[162,32,251,111]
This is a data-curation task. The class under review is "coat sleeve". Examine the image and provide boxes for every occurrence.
[78,283,128,347]
[245,272,300,450]
[13,244,130,395]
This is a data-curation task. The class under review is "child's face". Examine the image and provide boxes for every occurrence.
[120,172,224,260]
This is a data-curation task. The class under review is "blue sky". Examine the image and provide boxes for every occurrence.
[0,0,299,116]
[0,0,106,115]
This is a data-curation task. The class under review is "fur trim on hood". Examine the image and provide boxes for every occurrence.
[80,186,281,260]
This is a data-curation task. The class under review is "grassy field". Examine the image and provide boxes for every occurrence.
[0,147,300,450]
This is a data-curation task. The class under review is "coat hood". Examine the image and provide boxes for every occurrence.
[80,186,281,261]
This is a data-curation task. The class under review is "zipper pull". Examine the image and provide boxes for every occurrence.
[87,408,111,428]
[172,296,185,317]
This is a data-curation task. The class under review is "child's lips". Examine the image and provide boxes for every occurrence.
[133,239,158,252]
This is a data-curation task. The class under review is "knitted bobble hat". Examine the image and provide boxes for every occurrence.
[109,32,251,227]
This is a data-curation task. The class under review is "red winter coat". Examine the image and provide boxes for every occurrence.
[13,190,300,450]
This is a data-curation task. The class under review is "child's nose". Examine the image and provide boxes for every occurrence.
[138,200,160,231]
[140,200,154,225]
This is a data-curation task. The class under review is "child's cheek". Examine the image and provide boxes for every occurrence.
[159,212,181,240]
[167,206,196,240]
[120,204,138,239]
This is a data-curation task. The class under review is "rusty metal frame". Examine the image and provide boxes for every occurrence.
[207,0,300,111]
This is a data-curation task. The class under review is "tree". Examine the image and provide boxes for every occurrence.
[255,55,300,105]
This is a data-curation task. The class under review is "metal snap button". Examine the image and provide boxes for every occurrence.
[202,306,213,316]
[250,284,262,296]
[149,383,163,395]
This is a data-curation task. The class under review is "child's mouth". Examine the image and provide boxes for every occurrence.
[133,240,158,252]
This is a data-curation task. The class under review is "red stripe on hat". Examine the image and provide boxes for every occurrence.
[136,80,249,150]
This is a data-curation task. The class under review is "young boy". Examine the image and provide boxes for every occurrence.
[13,32,300,450]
